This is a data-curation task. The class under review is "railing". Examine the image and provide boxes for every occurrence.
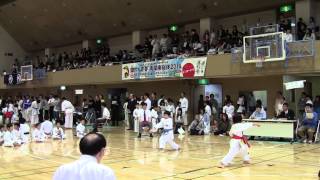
[286,40,315,59]
[231,40,316,63]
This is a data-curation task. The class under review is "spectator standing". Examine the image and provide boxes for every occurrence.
[127,94,136,130]
[297,18,307,40]
[151,35,160,58]
[190,29,200,50]
[210,94,219,119]
[275,91,285,116]
[179,92,189,127]
[198,95,204,113]
[202,30,210,52]
[160,34,169,55]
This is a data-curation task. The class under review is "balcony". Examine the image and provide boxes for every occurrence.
[0,41,319,90]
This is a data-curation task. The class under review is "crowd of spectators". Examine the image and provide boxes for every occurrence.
[137,26,246,59]
[3,25,247,75]
[5,17,318,76]
[280,16,318,41]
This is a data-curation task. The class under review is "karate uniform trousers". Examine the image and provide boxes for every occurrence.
[221,138,250,165]
[64,109,74,128]
[159,129,179,150]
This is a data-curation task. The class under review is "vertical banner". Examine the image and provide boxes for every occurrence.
[122,57,207,80]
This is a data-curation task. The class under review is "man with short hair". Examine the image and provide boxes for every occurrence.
[277,103,295,120]
[249,105,266,120]
[137,102,152,138]
[53,133,115,180]
[61,97,75,129]
[127,94,136,130]
[144,93,151,110]
[179,92,189,126]
[210,94,219,118]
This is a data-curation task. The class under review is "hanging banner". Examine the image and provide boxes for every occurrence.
[122,57,207,80]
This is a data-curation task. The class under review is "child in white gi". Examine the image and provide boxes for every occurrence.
[150,111,180,150]
[76,119,86,138]
[19,119,30,143]
[12,123,23,145]
[41,117,53,137]
[3,124,21,147]
[219,115,260,168]
[52,121,66,140]
[133,103,141,133]
[32,123,46,142]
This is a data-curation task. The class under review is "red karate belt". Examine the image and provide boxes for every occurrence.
[232,135,251,148]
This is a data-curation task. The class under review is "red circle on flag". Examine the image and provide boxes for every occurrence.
[182,63,195,78]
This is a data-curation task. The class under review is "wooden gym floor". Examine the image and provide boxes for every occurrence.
[0,127,319,180]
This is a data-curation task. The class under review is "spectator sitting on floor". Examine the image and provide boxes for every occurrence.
[214,113,231,136]
[277,103,295,120]
[249,105,266,120]
[188,115,204,135]
[297,103,318,144]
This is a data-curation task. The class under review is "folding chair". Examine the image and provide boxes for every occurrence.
[314,120,320,143]
[95,117,111,132]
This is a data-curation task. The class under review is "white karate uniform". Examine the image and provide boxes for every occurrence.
[154,117,179,150]
[165,104,175,117]
[3,131,14,147]
[150,109,158,128]
[12,129,22,145]
[102,107,110,120]
[144,98,152,110]
[205,105,212,117]
[179,97,189,125]
[123,102,129,127]
[31,100,39,125]
[138,109,151,122]
[61,100,75,128]
[203,113,211,135]
[19,123,30,143]
[53,155,116,180]
[133,108,141,133]
[221,123,253,165]
[41,120,53,135]
[52,127,66,139]
[76,123,86,138]
[32,128,46,142]
[223,105,235,120]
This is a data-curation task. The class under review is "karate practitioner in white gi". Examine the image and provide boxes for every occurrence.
[219,115,260,168]
[150,111,179,150]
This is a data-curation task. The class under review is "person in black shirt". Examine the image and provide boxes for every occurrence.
[277,103,295,120]
[297,18,307,40]
[127,94,137,130]
[151,92,158,109]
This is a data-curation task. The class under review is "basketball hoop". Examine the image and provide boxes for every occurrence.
[255,56,265,68]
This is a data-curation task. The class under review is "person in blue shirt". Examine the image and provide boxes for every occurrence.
[297,103,319,144]
[22,96,32,110]
[249,105,266,120]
